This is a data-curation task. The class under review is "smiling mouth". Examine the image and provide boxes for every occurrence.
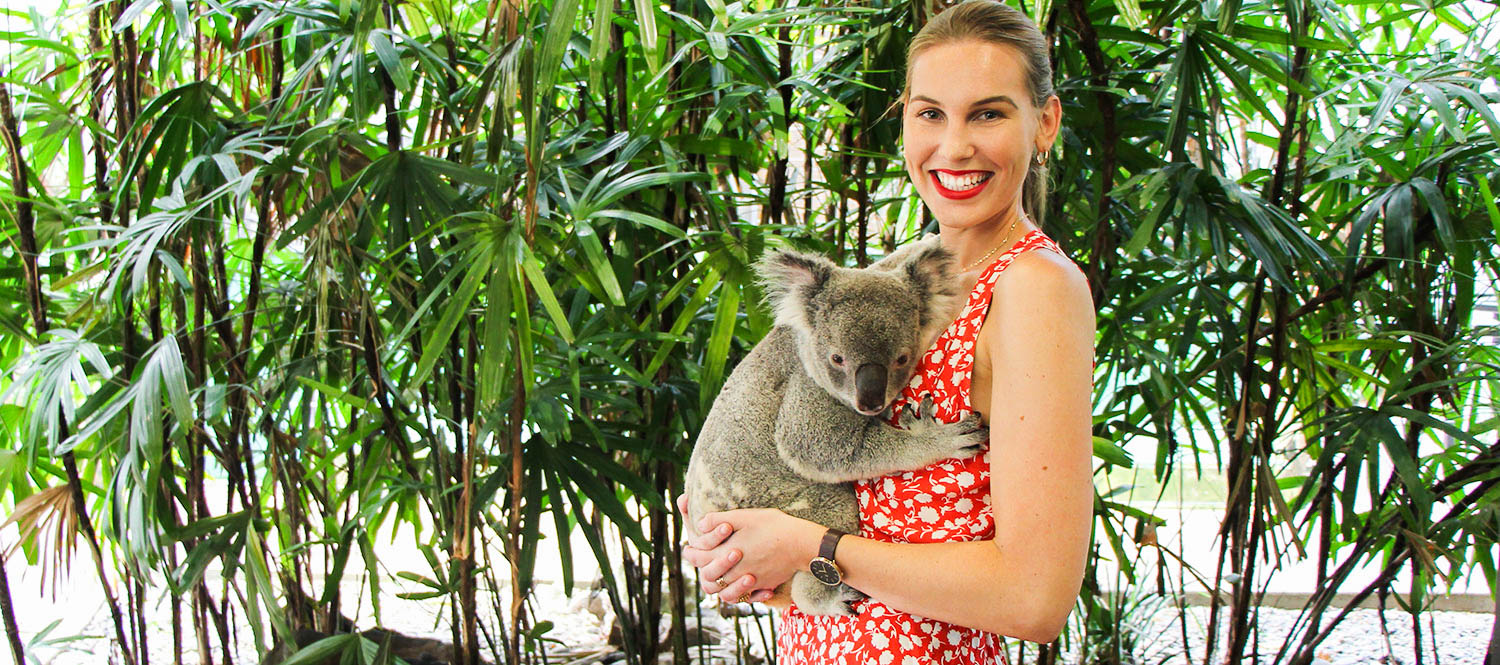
[930,170,993,199]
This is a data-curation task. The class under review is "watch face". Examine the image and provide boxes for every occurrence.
[809,557,842,586]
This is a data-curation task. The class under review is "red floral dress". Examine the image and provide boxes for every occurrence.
[776,229,1066,665]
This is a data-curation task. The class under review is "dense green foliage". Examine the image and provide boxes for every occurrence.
[1,0,1498,664]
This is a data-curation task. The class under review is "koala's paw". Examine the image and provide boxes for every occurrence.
[838,584,868,614]
[790,573,861,617]
[949,411,990,456]
[896,394,942,430]
[899,396,988,458]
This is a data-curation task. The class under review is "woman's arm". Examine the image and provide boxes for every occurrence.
[685,251,1094,643]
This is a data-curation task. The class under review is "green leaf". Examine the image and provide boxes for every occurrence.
[521,242,577,344]
[413,249,493,386]
[672,135,761,161]
[277,634,358,665]
[1409,177,1454,251]
[171,509,251,543]
[1093,436,1134,468]
[706,30,729,60]
[538,0,582,94]
[592,209,687,238]
[571,221,624,306]
[368,30,410,93]
[1414,82,1465,142]
[1367,413,1434,514]
[700,282,740,411]
[245,527,296,650]
[297,377,373,411]
[632,0,659,74]
[1477,175,1500,241]
[1123,199,1170,257]
[589,0,617,90]
[1112,0,1145,29]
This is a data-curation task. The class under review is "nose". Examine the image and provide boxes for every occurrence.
[938,122,976,162]
[854,364,889,414]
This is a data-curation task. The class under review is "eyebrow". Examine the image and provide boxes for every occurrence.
[910,94,1019,108]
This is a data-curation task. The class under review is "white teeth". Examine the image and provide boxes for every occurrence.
[934,171,991,191]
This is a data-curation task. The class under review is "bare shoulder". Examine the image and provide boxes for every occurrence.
[985,248,1094,341]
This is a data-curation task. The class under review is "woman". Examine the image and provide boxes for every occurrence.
[680,1,1095,660]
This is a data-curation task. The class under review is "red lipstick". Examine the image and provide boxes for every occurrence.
[929,169,992,200]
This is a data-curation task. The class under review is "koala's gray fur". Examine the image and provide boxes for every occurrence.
[684,235,988,616]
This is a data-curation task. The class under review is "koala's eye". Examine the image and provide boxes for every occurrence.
[896,354,910,366]
[831,354,845,366]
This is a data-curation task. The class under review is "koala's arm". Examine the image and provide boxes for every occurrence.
[774,372,984,484]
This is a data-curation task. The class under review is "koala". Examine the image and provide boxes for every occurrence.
[684,235,988,616]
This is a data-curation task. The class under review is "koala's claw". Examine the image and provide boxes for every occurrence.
[951,412,989,453]
[840,585,867,614]
[956,410,983,432]
[897,394,940,429]
[894,397,989,457]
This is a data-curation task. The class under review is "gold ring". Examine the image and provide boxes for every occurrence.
[737,593,750,604]
[714,576,727,589]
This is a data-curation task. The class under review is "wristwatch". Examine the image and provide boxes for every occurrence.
[808,528,847,586]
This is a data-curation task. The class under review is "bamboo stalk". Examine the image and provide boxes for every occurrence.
[1,67,140,665]
[855,138,868,267]
[1204,271,1266,665]
[0,556,24,665]
[767,24,792,227]
[1067,0,1119,310]
[506,331,527,665]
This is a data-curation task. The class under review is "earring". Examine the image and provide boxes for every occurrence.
[1033,150,1049,167]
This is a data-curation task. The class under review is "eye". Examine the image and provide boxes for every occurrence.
[831,354,845,366]
[895,354,910,366]
[915,108,942,121]
[974,109,1005,121]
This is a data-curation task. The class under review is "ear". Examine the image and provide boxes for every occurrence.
[1036,94,1062,155]
[903,243,963,328]
[757,249,835,330]
[902,242,955,296]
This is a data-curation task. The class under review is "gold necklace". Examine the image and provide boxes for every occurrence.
[959,214,1025,272]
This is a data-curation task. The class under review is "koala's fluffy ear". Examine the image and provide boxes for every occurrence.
[902,243,963,328]
[758,249,835,330]
[868,232,941,272]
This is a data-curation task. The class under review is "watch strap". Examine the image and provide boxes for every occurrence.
[819,528,846,562]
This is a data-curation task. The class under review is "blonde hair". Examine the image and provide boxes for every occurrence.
[903,0,1056,222]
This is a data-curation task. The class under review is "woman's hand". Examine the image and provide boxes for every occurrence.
[677,495,815,604]
[677,495,761,601]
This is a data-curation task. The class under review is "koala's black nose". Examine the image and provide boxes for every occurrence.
[855,363,889,414]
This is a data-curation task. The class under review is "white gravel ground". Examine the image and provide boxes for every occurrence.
[1122,604,1491,665]
[8,573,1492,665]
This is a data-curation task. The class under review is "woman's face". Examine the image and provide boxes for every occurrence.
[902,39,1060,232]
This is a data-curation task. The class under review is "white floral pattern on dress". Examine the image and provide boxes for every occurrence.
[777,230,1070,665]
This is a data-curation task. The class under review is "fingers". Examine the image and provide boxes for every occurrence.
[688,521,733,550]
[696,548,742,591]
[696,550,747,596]
[680,542,713,568]
[716,573,758,604]
[675,493,689,517]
